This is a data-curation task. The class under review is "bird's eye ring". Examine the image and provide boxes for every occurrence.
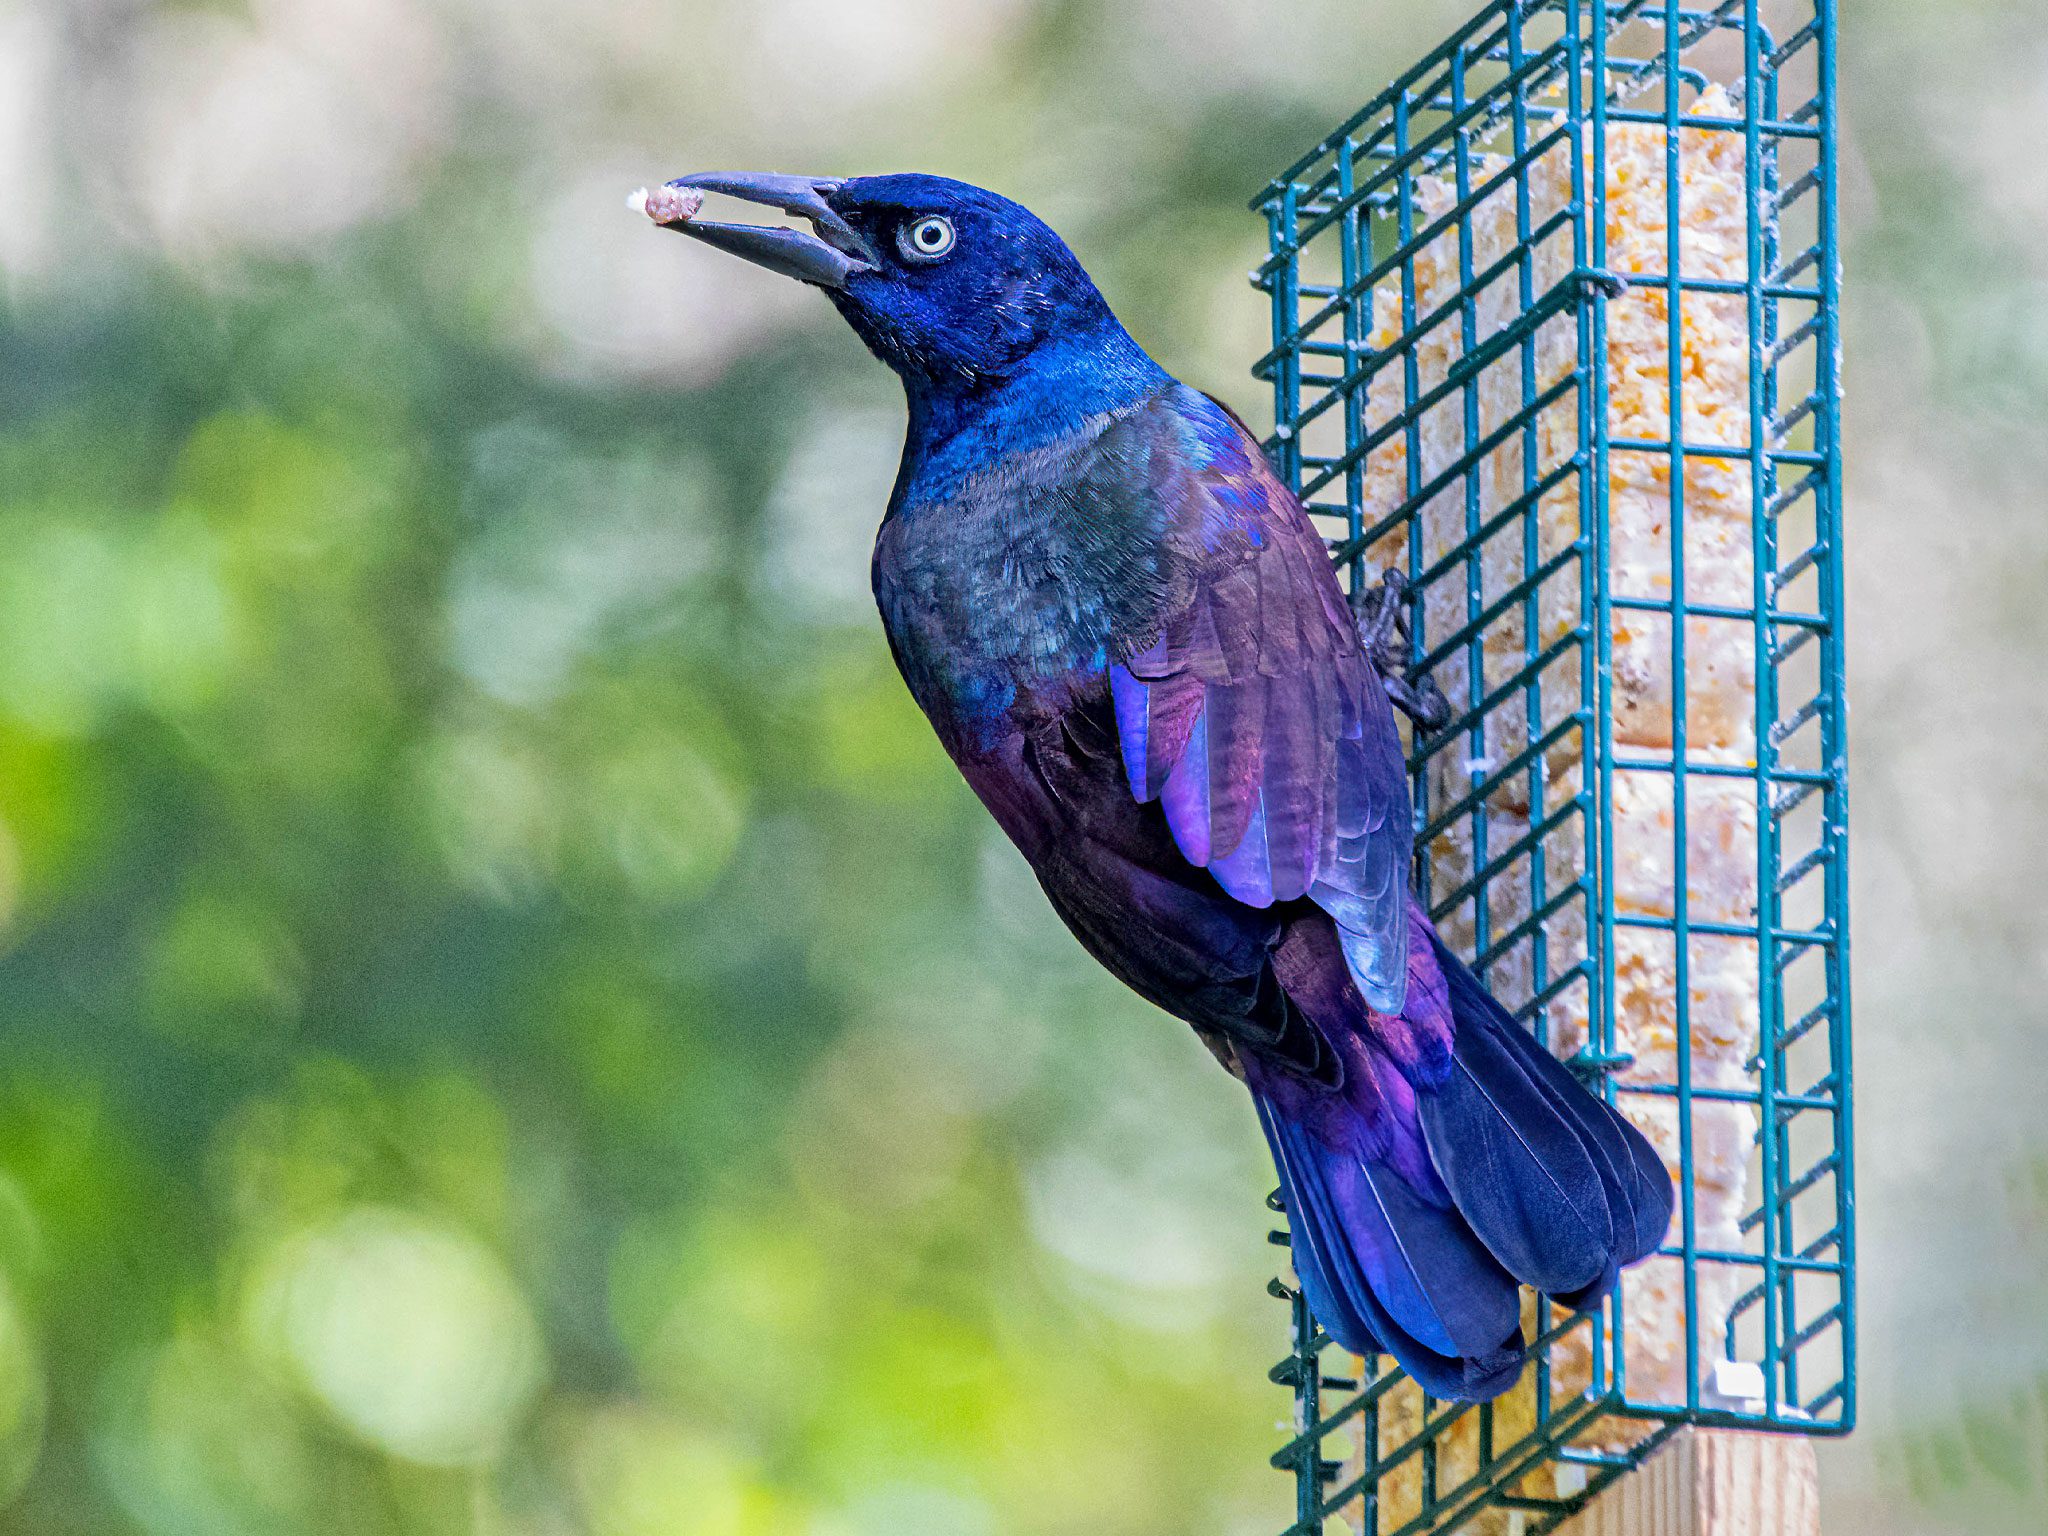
[898,215,956,262]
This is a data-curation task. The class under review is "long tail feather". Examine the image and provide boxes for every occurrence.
[1416,1016,1616,1295]
[1422,929,1672,1296]
[1482,986,1674,1271]
[1250,1068,1524,1400]
[1249,918,1675,1403]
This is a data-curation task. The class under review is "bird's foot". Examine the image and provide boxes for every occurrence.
[1384,671,1453,732]
[1357,568,1453,732]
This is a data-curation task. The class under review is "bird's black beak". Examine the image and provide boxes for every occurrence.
[636,172,877,289]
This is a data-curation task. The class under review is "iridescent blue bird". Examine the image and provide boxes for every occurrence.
[646,171,1672,1399]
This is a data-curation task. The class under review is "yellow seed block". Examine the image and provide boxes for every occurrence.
[1610,609,1757,762]
[1343,87,1767,1526]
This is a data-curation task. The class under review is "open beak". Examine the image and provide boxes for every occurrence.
[636,171,877,289]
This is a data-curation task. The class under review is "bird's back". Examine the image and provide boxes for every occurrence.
[870,382,1371,1066]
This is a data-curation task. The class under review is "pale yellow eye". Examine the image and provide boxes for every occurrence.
[898,215,955,261]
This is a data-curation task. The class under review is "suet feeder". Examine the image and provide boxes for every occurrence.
[1249,2,1849,1530]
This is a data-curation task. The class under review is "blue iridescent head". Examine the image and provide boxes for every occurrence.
[646,171,1154,401]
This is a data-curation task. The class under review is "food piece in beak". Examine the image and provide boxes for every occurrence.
[636,171,877,290]
[629,185,705,225]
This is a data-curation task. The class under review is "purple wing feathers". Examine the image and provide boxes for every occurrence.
[1108,404,1413,1010]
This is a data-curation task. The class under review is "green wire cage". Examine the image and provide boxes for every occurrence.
[1248,1,1849,1530]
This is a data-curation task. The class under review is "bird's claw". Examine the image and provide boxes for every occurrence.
[1384,672,1453,732]
[1357,568,1453,733]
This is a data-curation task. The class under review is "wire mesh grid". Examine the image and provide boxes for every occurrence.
[1247,3,1848,1531]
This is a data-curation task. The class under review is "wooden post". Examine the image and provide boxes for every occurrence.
[1553,1431,1819,1536]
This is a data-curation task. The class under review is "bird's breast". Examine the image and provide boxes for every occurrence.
[873,485,1144,761]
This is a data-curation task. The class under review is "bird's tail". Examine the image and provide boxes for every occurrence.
[1248,923,1672,1401]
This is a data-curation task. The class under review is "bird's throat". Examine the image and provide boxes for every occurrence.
[895,322,1170,506]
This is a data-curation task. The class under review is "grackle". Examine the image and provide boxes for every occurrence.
[642,172,1671,1400]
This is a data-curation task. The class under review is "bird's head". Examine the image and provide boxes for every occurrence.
[639,171,1135,395]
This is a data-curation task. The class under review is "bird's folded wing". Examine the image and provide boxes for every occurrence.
[1106,395,1414,1012]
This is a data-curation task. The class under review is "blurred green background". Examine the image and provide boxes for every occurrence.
[0,0,2043,1532]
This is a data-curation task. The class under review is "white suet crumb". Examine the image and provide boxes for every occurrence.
[631,184,704,224]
